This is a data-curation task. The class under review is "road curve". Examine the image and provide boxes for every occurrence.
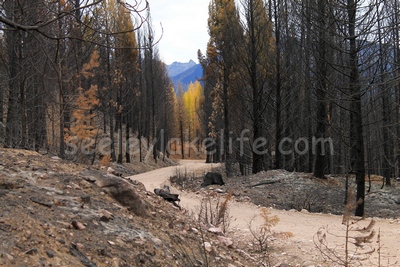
[127,160,400,265]
[126,159,219,192]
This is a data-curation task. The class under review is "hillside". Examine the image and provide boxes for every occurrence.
[0,148,255,267]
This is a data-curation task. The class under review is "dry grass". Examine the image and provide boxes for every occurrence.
[314,188,377,267]
[197,191,232,233]
[248,208,293,267]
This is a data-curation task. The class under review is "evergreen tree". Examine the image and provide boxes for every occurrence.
[208,0,243,177]
[239,0,276,173]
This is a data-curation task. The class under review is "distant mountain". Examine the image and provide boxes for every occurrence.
[167,60,197,77]
[167,60,203,91]
[170,64,203,91]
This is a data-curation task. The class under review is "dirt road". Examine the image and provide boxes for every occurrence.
[128,160,400,266]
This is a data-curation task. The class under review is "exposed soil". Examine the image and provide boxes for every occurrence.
[0,149,256,267]
[1,148,399,267]
[146,163,400,266]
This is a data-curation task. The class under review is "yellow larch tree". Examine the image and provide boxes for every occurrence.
[66,50,101,162]
[182,81,205,155]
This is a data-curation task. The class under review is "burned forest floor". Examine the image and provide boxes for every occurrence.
[172,167,400,219]
[0,148,260,267]
[1,147,399,267]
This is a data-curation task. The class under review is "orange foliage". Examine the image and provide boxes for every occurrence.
[70,85,100,140]
[65,50,101,160]
[100,154,111,167]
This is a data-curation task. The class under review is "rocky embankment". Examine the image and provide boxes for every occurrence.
[0,148,255,267]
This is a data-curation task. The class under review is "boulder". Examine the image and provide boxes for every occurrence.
[201,172,224,187]
[80,170,148,216]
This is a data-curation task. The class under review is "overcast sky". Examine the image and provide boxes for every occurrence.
[146,0,210,65]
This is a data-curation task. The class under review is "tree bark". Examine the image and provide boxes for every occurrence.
[274,0,282,170]
[376,4,391,186]
[313,0,328,179]
[223,67,232,177]
[348,0,365,217]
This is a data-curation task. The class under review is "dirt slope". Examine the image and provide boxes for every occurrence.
[0,149,258,267]
[128,160,400,266]
[1,148,398,267]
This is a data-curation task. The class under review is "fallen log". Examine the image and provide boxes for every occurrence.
[247,178,283,188]
[154,185,181,210]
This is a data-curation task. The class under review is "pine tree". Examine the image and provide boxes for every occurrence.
[240,0,275,173]
[114,2,139,164]
[208,0,243,177]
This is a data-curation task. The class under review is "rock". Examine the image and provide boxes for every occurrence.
[25,248,38,255]
[81,170,147,216]
[191,227,199,234]
[208,227,223,235]
[51,156,62,161]
[107,166,123,177]
[201,172,225,187]
[232,191,241,197]
[4,253,14,261]
[78,180,92,189]
[300,209,309,213]
[46,250,55,258]
[72,220,86,230]
[69,243,97,267]
[100,215,110,222]
[80,195,91,208]
[152,237,162,245]
[127,179,146,191]
[218,236,233,248]
[204,242,212,253]
[53,199,63,206]
[69,182,82,190]
[0,177,26,189]
[30,196,53,207]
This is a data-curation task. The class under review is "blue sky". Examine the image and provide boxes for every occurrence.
[146,0,210,65]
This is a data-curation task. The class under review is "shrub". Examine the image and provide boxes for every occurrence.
[314,188,376,266]
[197,191,232,233]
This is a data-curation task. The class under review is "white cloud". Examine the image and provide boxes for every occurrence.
[147,0,209,64]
